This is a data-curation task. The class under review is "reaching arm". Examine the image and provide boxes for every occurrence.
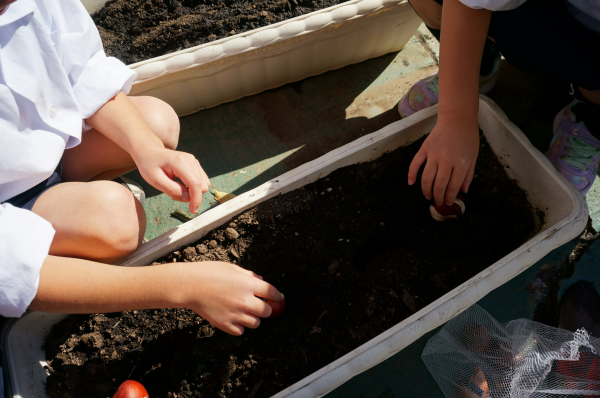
[30,255,282,336]
[438,0,491,125]
[408,0,491,206]
[85,92,210,213]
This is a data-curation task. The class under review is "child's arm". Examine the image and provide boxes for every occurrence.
[85,92,210,214]
[30,255,281,336]
[408,0,492,206]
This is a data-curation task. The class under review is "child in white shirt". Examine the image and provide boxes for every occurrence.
[399,0,600,205]
[0,0,281,336]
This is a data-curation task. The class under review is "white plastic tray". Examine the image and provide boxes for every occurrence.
[81,0,421,116]
[2,97,588,397]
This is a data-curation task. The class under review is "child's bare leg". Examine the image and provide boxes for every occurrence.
[61,96,180,183]
[31,181,146,263]
[580,87,600,105]
[409,0,442,29]
[30,96,178,263]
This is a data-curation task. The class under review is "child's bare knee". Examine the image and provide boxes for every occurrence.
[88,181,146,259]
[155,102,179,150]
[410,0,442,29]
[141,97,180,150]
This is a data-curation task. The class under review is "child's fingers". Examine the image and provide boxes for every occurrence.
[178,171,203,212]
[155,172,189,202]
[408,150,427,185]
[253,279,282,303]
[227,323,245,336]
[461,163,476,193]
[238,314,262,329]
[420,159,438,200]
[445,167,465,206]
[195,167,211,212]
[185,176,205,214]
[432,165,452,206]
[250,272,263,280]
[173,158,208,213]
[242,269,264,280]
[249,297,273,318]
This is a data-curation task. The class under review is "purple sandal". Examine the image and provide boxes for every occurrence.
[397,68,499,119]
[546,101,600,196]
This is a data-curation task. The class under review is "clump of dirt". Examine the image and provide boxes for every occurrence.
[94,0,349,65]
[45,133,542,398]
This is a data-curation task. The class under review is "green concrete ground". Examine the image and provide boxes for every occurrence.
[130,25,438,240]
[122,25,600,397]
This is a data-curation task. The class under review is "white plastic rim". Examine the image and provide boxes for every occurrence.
[2,96,588,398]
[123,0,413,80]
[80,0,422,115]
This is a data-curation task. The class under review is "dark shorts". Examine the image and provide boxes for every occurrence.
[431,0,600,90]
[2,164,63,210]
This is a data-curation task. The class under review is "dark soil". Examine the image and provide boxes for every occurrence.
[94,0,349,65]
[45,134,542,398]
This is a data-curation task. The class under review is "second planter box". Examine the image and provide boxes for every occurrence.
[81,0,422,116]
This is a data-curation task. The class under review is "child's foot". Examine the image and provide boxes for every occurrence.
[114,176,146,205]
[545,101,600,196]
[558,280,600,335]
[398,69,500,119]
[397,43,500,119]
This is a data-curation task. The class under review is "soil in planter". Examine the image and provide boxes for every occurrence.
[45,133,543,398]
[94,0,350,65]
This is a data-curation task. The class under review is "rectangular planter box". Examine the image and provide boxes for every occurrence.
[0,96,587,398]
[81,0,422,116]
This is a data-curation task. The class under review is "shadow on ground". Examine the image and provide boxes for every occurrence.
[131,52,402,200]
[488,59,572,152]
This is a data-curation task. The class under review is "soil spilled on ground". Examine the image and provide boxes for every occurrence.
[45,133,542,398]
[94,0,349,64]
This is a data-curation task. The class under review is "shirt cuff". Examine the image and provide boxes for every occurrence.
[458,0,526,10]
[73,54,135,119]
[0,204,55,318]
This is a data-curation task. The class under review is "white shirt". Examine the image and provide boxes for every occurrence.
[0,0,134,317]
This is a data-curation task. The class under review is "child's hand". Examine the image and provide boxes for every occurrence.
[132,146,211,213]
[408,119,479,206]
[178,261,282,336]
[84,92,209,213]
[32,257,281,334]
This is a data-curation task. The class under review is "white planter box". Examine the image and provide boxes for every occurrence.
[1,97,587,398]
[82,0,421,116]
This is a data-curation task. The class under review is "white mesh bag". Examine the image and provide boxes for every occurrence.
[422,305,600,398]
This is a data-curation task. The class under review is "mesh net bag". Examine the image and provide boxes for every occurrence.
[422,305,600,398]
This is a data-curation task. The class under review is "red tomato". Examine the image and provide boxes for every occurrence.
[267,293,286,318]
[430,193,465,222]
[113,380,149,398]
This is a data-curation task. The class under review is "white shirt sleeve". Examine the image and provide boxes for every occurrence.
[0,204,55,318]
[458,0,527,10]
[48,0,135,119]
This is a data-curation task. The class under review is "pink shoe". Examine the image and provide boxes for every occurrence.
[546,101,600,196]
[397,69,499,119]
